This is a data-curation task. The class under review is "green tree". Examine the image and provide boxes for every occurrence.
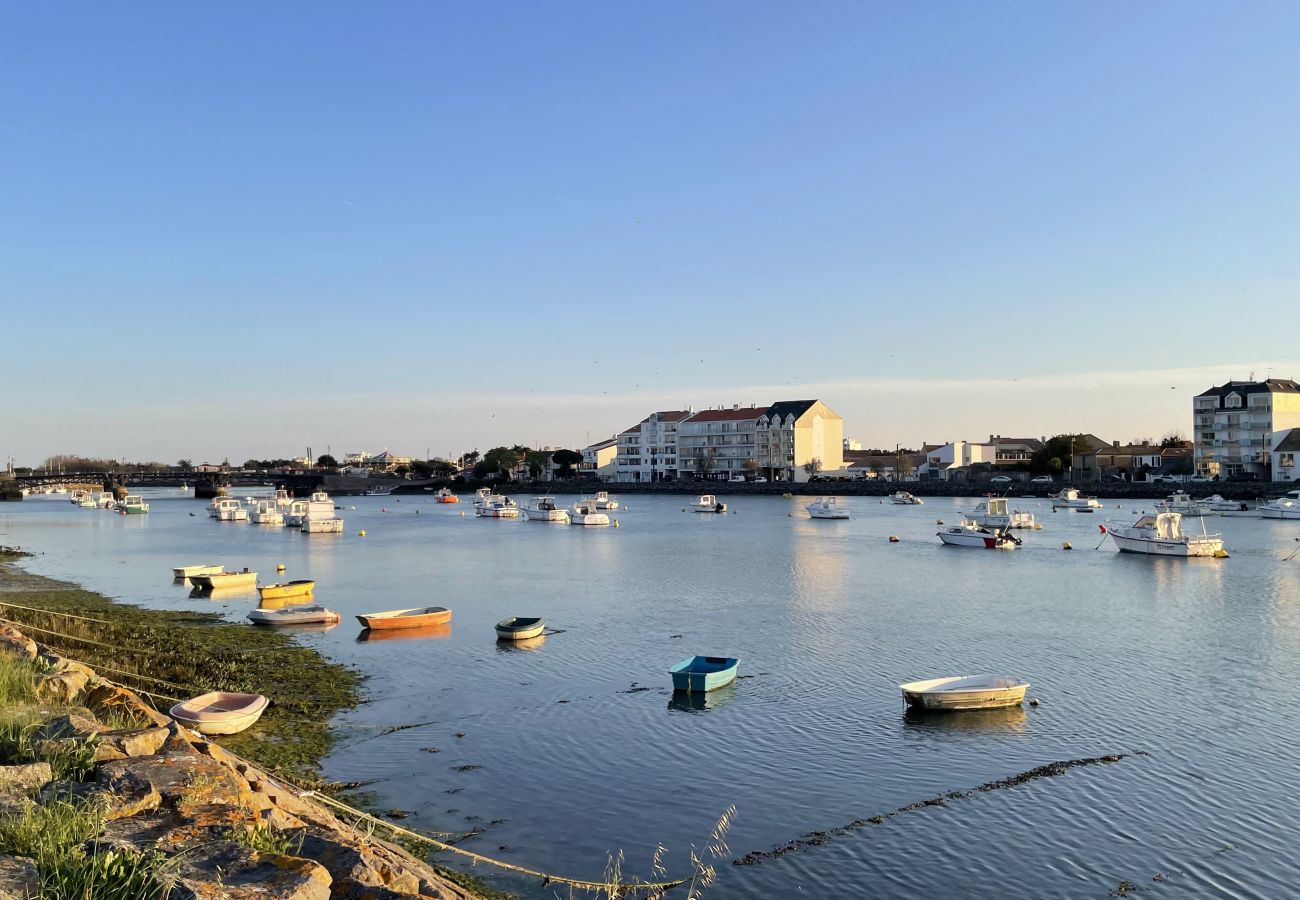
[462,450,481,467]
[476,447,521,480]
[742,458,761,476]
[525,451,551,479]
[242,459,259,471]
[315,454,339,469]
[551,449,583,479]
[177,459,193,470]
[1030,435,1085,475]
[1160,432,1189,448]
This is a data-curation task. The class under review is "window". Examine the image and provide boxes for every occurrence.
[1226,393,1242,408]
[1283,453,1295,468]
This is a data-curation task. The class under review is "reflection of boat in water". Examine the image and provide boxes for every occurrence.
[356,622,452,643]
[902,704,1028,733]
[668,682,738,713]
[494,635,545,652]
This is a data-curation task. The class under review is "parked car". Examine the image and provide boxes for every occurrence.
[753,476,768,483]
[1152,474,1182,484]
[1030,475,1055,485]
[989,475,1012,484]
[1188,474,1212,483]
[729,475,746,483]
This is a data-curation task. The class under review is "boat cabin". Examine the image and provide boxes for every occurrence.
[1130,513,1186,539]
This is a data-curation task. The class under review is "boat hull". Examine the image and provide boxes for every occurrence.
[476,507,519,518]
[173,564,224,579]
[170,692,269,735]
[496,617,546,640]
[257,581,315,601]
[900,676,1029,711]
[302,517,344,533]
[570,513,610,526]
[248,606,340,626]
[937,530,1015,549]
[669,656,739,692]
[523,509,569,523]
[357,607,452,630]
[190,572,257,590]
[1109,534,1223,557]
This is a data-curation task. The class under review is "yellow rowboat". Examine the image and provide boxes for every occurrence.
[356,606,452,631]
[257,580,315,601]
[190,570,257,591]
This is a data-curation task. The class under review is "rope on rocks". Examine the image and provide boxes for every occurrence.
[303,789,687,895]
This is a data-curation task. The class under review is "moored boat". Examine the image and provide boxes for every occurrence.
[284,499,308,527]
[190,569,258,591]
[495,616,546,640]
[569,500,610,526]
[1050,488,1102,510]
[95,492,116,509]
[170,692,269,735]
[173,564,224,579]
[252,500,285,526]
[593,491,619,510]
[806,497,849,519]
[435,488,459,504]
[257,580,315,601]
[247,605,341,626]
[1197,494,1251,515]
[523,496,569,523]
[669,656,740,693]
[1156,492,1202,516]
[475,495,519,518]
[117,494,149,515]
[1102,513,1225,557]
[937,520,1019,549]
[899,675,1029,711]
[1259,490,1300,519]
[356,606,452,630]
[890,491,923,505]
[301,491,343,533]
[693,494,727,514]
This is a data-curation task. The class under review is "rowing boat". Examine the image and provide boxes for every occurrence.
[669,656,739,693]
[495,617,546,640]
[257,580,315,601]
[190,570,257,590]
[356,606,452,631]
[247,605,340,626]
[173,564,224,579]
[170,691,269,735]
[899,675,1029,711]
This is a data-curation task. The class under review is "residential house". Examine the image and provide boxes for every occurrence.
[1272,429,1300,481]
[615,410,694,482]
[837,451,926,481]
[194,463,224,474]
[923,441,993,481]
[1194,379,1300,478]
[579,437,618,481]
[1064,435,1118,482]
[989,435,1045,471]
[676,400,843,482]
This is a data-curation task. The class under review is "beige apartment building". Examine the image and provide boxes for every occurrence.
[1194,379,1300,478]
[673,400,844,482]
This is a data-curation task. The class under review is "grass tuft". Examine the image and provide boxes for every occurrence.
[223,822,304,857]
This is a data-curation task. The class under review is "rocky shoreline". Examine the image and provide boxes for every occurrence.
[0,621,482,899]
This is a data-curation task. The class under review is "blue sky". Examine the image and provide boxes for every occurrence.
[3,2,1298,463]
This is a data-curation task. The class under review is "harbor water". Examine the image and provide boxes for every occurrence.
[3,489,1299,899]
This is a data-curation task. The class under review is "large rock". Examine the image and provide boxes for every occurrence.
[34,670,90,704]
[171,841,331,900]
[97,726,170,761]
[0,626,37,661]
[0,855,39,899]
[0,763,52,811]
[35,712,103,742]
[83,683,172,729]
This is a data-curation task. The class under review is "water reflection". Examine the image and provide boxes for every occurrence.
[667,683,737,713]
[495,635,545,652]
[257,595,317,611]
[191,586,258,601]
[356,623,452,643]
[901,705,1029,734]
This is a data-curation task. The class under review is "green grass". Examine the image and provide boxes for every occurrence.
[223,822,303,856]
[0,550,361,782]
[0,795,174,899]
[0,651,37,705]
[0,720,100,782]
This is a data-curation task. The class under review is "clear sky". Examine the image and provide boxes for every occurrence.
[3,2,1298,464]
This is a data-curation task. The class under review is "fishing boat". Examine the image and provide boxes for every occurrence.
[169,692,269,735]
[77,493,98,509]
[1050,488,1102,510]
[190,569,258,591]
[173,564,224,579]
[495,617,546,640]
[356,606,452,630]
[435,488,459,504]
[475,495,519,518]
[669,656,740,693]
[1102,513,1225,557]
[1197,494,1251,515]
[806,497,849,519]
[69,490,88,505]
[523,497,569,523]
[257,580,315,601]
[116,495,149,515]
[95,492,116,509]
[251,500,285,526]
[212,498,247,521]
[247,605,341,626]
[1155,492,1202,516]
[890,491,923,505]
[592,491,620,510]
[693,495,727,514]
[1259,490,1300,519]
[937,520,1019,549]
[283,499,308,527]
[301,491,343,533]
[968,498,1011,529]
[899,675,1030,711]
[569,500,610,526]
[273,488,293,512]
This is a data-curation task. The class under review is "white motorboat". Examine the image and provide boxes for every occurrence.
[1050,488,1102,510]
[1197,494,1251,515]
[274,488,293,512]
[116,495,149,515]
[900,675,1030,711]
[284,499,308,527]
[1102,512,1224,557]
[475,495,519,518]
[806,497,849,519]
[69,490,88,505]
[1259,490,1300,520]
[1156,492,1202,516]
[173,564,224,579]
[523,496,570,523]
[890,491,923,505]
[569,500,610,526]
[693,494,727,514]
[247,605,340,626]
[76,492,97,509]
[95,492,116,509]
[301,491,343,533]
[219,500,249,522]
[937,519,1019,549]
[592,491,620,510]
[252,500,284,526]
[968,497,1035,529]
[472,487,493,508]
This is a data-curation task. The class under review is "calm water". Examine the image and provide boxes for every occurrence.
[4,489,1300,899]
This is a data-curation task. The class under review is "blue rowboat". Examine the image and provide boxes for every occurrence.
[496,617,546,641]
[669,656,739,693]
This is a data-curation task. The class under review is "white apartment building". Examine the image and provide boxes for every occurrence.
[675,400,844,482]
[925,440,993,480]
[1271,429,1300,481]
[580,437,618,480]
[615,410,693,482]
[1194,379,1300,478]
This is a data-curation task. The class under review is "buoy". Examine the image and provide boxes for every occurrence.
[936,519,943,525]
[788,512,793,517]
[879,499,883,504]
[613,520,620,528]
[382,507,387,512]
[358,530,366,537]
[276,564,285,572]
[416,509,420,514]
[1062,542,1072,550]
[888,535,899,543]
[1214,549,1230,558]
[1117,504,1122,509]
[1029,698,1039,707]
[459,510,465,516]
[351,506,356,510]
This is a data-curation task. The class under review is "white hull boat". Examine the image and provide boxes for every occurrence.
[523,497,569,523]
[1103,513,1224,557]
[1197,494,1251,515]
[475,497,519,518]
[900,675,1029,711]
[301,492,343,533]
[1156,492,1202,516]
[968,498,1037,530]
[247,605,341,626]
[1259,491,1300,520]
[284,500,307,527]
[1050,489,1102,510]
[252,501,284,526]
[569,501,610,526]
[890,492,923,505]
[170,691,269,735]
[806,497,849,519]
[937,520,1019,549]
[302,517,344,533]
[173,564,224,579]
[693,494,727,513]
[592,491,619,510]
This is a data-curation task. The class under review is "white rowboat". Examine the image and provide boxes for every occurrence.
[900,675,1029,711]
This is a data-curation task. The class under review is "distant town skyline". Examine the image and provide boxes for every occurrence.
[3,5,1298,462]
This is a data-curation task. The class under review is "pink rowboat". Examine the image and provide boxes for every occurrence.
[170,691,269,735]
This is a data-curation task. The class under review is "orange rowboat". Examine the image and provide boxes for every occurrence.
[356,606,452,631]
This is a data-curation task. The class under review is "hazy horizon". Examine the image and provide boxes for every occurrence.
[4,3,1298,464]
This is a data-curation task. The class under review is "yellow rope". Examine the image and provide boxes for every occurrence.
[303,790,686,894]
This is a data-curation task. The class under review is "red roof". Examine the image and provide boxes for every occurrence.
[684,407,765,423]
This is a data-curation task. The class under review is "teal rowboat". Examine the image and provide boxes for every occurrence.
[496,617,546,640]
[670,656,739,693]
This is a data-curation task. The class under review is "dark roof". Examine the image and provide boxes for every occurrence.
[1196,378,1300,399]
[763,400,819,422]
[618,423,642,435]
[684,407,765,423]
[648,409,694,423]
[1274,429,1300,453]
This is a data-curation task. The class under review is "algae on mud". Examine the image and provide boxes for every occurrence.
[0,548,360,782]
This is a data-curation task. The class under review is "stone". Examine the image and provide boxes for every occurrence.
[83,683,172,729]
[170,841,331,900]
[0,764,52,798]
[35,712,104,742]
[0,854,39,899]
[39,655,97,680]
[0,627,37,661]
[96,748,259,820]
[34,669,90,704]
[99,726,170,759]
